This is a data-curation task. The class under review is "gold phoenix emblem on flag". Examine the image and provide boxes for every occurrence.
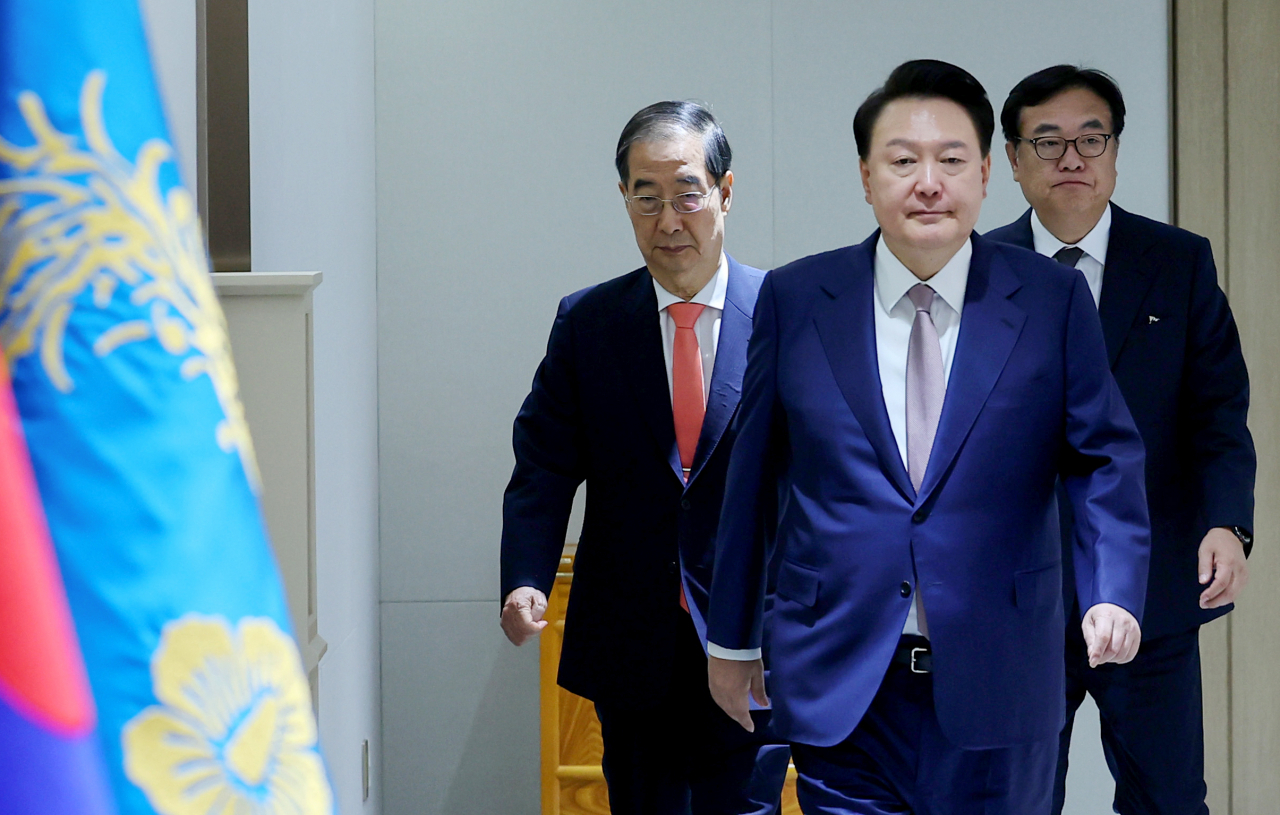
[122,614,331,814]
[0,70,260,489]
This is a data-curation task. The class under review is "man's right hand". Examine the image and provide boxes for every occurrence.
[500,586,549,646]
[708,655,768,733]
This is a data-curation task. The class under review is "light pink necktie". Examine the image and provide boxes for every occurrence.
[906,283,943,636]
[667,301,706,614]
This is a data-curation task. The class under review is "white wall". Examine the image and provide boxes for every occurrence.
[376,2,1168,815]
[139,0,198,199]
[248,1,381,812]
[141,2,382,812]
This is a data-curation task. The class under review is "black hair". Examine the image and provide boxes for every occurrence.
[853,59,995,159]
[615,101,731,186]
[1000,65,1126,144]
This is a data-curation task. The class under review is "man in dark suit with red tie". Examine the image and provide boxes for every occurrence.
[987,65,1255,815]
[498,101,788,815]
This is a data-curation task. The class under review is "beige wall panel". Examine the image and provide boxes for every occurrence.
[1174,0,1227,278]
[214,272,326,684]
[1174,3,1232,807]
[1199,617,1231,812]
[1226,0,1280,808]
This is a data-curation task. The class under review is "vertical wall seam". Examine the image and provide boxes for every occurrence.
[1169,0,1179,226]
[769,0,776,269]
[1222,0,1231,301]
[1221,0,1233,808]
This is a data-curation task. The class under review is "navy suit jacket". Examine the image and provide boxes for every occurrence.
[987,205,1255,638]
[707,232,1150,749]
[501,255,769,707]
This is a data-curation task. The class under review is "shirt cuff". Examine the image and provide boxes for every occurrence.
[707,642,762,661]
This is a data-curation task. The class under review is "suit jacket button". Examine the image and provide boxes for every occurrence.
[900,581,912,598]
[669,562,678,574]
[681,499,691,510]
[912,510,927,523]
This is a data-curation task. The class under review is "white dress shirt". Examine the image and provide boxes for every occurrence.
[875,237,970,637]
[652,253,728,403]
[1031,203,1111,306]
[707,239,972,660]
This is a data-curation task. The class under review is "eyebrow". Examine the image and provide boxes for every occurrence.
[885,138,968,150]
[1030,118,1107,135]
[630,174,703,192]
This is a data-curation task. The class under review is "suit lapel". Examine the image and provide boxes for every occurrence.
[812,234,914,502]
[1097,204,1159,368]
[616,271,685,485]
[917,235,1026,506]
[687,256,751,486]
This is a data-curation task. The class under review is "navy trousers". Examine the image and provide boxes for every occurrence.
[1053,625,1206,815]
[593,616,790,815]
[792,641,1056,815]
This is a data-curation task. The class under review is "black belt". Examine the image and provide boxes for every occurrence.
[890,637,933,674]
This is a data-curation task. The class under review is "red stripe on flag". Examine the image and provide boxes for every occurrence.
[0,357,94,736]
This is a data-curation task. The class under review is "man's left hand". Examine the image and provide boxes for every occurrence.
[1082,602,1142,667]
[1198,527,1249,609]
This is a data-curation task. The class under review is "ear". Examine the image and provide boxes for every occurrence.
[980,153,991,199]
[718,170,734,213]
[618,180,627,199]
[860,159,872,204]
[1004,141,1021,182]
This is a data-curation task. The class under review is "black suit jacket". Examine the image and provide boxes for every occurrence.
[987,204,1255,638]
[500,256,769,706]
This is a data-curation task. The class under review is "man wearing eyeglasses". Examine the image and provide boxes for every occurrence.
[988,66,1255,815]
[499,100,789,814]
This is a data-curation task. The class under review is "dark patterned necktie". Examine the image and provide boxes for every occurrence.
[1053,246,1085,268]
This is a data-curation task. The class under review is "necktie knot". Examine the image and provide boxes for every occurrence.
[907,283,936,315]
[1053,246,1086,268]
[667,301,706,329]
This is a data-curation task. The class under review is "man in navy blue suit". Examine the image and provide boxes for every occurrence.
[988,66,1255,815]
[499,101,788,815]
[706,60,1152,814]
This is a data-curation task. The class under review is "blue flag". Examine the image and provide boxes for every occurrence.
[0,2,335,813]
[0,355,114,815]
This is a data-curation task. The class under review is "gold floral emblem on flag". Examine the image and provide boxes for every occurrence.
[122,614,332,814]
[0,70,259,489]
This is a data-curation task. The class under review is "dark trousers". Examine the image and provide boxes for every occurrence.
[593,616,790,815]
[1053,625,1206,815]
[792,641,1056,815]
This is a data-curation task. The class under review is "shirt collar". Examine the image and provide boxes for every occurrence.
[653,252,729,312]
[874,236,971,316]
[1030,202,1112,267]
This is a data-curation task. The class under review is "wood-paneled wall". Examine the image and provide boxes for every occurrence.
[1175,1,1280,810]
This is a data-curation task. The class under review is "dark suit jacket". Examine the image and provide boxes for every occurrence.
[987,205,1255,638]
[707,231,1150,749]
[501,256,768,707]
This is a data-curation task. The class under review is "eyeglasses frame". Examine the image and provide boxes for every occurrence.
[623,185,722,217]
[1017,133,1114,161]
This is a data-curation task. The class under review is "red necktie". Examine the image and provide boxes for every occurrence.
[667,301,706,614]
[667,302,707,482]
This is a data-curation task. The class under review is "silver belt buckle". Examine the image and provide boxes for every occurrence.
[910,646,929,674]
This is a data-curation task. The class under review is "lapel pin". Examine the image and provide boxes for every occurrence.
[1148,315,1160,324]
